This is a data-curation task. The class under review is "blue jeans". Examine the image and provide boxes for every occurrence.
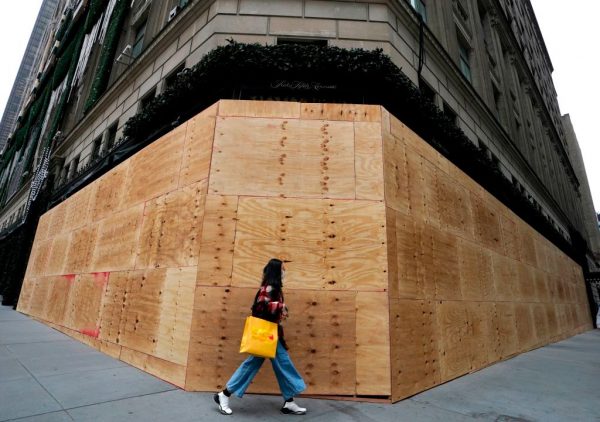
[226,341,306,401]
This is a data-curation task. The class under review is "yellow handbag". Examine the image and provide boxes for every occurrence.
[239,316,278,358]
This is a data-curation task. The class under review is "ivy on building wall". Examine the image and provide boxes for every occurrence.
[83,0,129,113]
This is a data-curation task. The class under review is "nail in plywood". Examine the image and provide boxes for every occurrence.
[389,299,440,402]
[458,238,494,301]
[300,103,381,122]
[436,301,471,382]
[123,122,187,208]
[383,133,410,213]
[209,117,355,199]
[356,292,390,395]
[137,181,207,269]
[98,271,128,344]
[406,149,439,227]
[90,161,129,221]
[179,104,217,187]
[354,122,384,201]
[232,197,387,291]
[196,195,239,286]
[90,204,144,272]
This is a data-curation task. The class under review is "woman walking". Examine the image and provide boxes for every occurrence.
[214,258,307,415]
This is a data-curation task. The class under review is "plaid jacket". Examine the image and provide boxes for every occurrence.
[251,285,288,349]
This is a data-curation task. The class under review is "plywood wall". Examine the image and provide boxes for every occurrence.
[383,111,592,402]
[18,100,591,402]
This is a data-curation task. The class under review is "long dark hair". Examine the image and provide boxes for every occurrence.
[261,258,283,296]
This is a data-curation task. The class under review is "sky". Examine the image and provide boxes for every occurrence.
[0,1,598,214]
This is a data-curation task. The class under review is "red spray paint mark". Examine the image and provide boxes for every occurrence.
[92,272,110,288]
[63,274,77,283]
[80,326,100,338]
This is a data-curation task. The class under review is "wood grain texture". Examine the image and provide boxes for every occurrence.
[90,161,129,222]
[354,122,384,200]
[300,103,381,122]
[383,134,410,213]
[179,104,217,187]
[210,117,355,199]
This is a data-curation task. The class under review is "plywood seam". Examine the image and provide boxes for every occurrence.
[132,201,149,270]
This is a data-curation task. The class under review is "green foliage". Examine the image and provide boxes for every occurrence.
[84,0,129,113]
[85,0,109,32]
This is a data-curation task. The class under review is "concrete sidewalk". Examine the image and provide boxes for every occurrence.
[1,304,599,422]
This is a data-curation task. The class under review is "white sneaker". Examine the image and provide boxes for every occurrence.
[213,392,233,415]
[281,401,307,415]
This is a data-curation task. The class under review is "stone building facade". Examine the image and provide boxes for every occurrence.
[0,0,598,264]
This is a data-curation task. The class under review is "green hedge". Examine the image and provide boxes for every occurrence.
[122,42,586,263]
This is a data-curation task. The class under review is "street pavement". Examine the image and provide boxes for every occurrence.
[1,303,599,422]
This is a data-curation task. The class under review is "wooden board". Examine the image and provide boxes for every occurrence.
[65,273,107,336]
[64,184,93,230]
[63,225,97,275]
[492,253,518,302]
[123,121,186,208]
[436,301,471,382]
[90,204,144,272]
[406,148,439,227]
[46,233,70,276]
[120,347,187,388]
[471,194,503,254]
[516,263,536,302]
[390,299,440,402]
[90,161,129,222]
[232,197,387,291]
[44,275,73,326]
[494,303,518,359]
[383,133,410,213]
[179,104,217,187]
[436,174,474,240]
[300,103,381,122]
[431,227,461,300]
[137,181,207,269]
[514,303,536,352]
[209,117,356,199]
[458,238,495,301]
[354,122,384,201]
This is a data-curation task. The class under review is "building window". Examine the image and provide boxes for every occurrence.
[105,121,118,153]
[410,0,427,23]
[131,20,147,59]
[457,32,472,82]
[91,136,103,161]
[418,77,436,104]
[140,87,156,111]
[276,38,328,47]
[443,102,457,124]
[164,63,185,91]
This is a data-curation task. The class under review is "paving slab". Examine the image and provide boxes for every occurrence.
[38,365,177,408]
[0,377,62,421]
[0,320,70,345]
[3,411,74,422]
[0,356,32,383]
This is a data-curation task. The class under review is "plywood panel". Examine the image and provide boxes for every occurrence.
[137,181,207,269]
[301,103,381,122]
[221,100,301,119]
[232,197,387,291]
[47,201,67,238]
[436,301,470,382]
[437,174,474,240]
[210,117,355,199]
[179,104,217,187]
[27,277,51,319]
[472,195,502,254]
[494,303,518,359]
[91,161,129,221]
[392,210,428,299]
[390,299,440,402]
[123,122,186,208]
[517,263,535,302]
[515,303,536,352]
[356,292,390,395]
[90,204,144,272]
[354,122,384,200]
[120,348,187,388]
[383,133,410,213]
[65,274,107,336]
[492,253,518,302]
[500,213,520,261]
[465,301,495,371]
[196,195,239,286]
[532,303,548,345]
[33,212,51,243]
[533,269,549,303]
[29,238,52,277]
[46,233,70,276]
[458,238,495,301]
[519,228,538,268]
[98,271,128,344]
[406,149,439,227]
[63,225,97,274]
[44,275,73,326]
[432,227,461,300]
[64,185,93,230]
